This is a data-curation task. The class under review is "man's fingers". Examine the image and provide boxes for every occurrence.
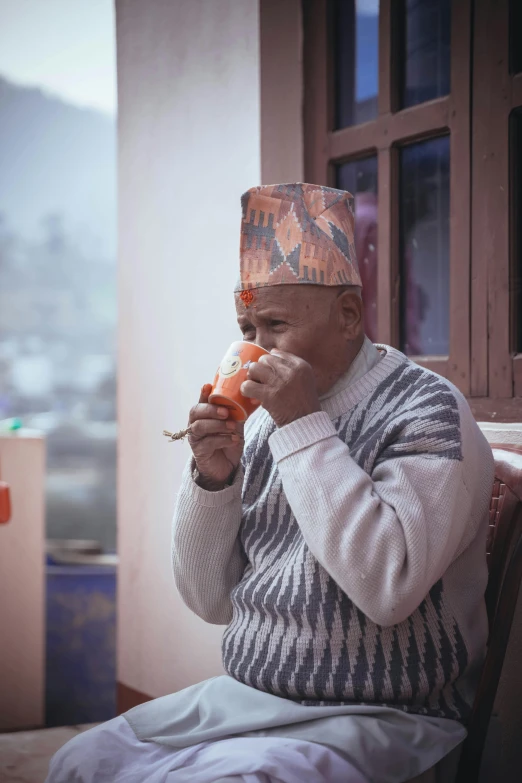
[198,384,213,405]
[269,349,294,362]
[247,360,274,384]
[189,402,230,424]
[241,379,265,400]
[192,434,242,455]
[259,353,288,369]
[269,350,304,371]
[190,419,241,438]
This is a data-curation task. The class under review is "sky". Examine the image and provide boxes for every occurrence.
[0,0,116,115]
[0,0,378,116]
[358,0,379,13]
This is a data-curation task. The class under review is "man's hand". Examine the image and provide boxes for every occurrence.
[188,385,244,490]
[241,350,321,427]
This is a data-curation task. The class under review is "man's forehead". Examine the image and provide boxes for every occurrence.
[236,285,303,313]
[235,285,334,321]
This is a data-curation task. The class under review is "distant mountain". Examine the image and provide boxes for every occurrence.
[0,76,116,257]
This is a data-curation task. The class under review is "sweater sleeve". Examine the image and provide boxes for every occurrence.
[269,411,484,627]
[172,460,247,625]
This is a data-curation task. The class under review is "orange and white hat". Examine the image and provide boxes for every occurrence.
[235,183,361,292]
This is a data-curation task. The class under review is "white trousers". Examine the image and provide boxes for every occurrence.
[45,715,369,783]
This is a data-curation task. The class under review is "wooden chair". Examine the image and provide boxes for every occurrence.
[455,445,522,783]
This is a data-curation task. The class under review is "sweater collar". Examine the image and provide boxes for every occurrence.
[320,343,409,420]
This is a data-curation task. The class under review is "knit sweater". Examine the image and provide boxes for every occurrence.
[172,343,494,722]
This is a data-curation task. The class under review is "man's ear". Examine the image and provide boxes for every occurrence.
[337,289,363,341]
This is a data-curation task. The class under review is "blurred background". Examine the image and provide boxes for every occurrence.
[0,0,117,731]
[0,0,117,551]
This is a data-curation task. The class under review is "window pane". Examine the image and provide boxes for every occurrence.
[400,0,451,109]
[399,136,450,356]
[511,0,522,74]
[336,156,378,342]
[333,0,379,129]
[512,111,522,351]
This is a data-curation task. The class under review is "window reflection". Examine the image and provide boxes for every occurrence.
[511,0,522,74]
[511,111,522,352]
[399,136,450,356]
[337,156,378,342]
[400,0,451,109]
[333,0,380,129]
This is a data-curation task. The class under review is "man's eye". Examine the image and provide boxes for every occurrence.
[269,320,285,328]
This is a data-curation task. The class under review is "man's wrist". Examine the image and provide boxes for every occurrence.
[193,466,234,492]
[273,403,322,428]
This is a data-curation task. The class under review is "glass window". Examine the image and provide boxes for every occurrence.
[336,156,378,342]
[400,0,451,109]
[399,136,450,356]
[511,0,522,74]
[333,0,380,129]
[512,111,522,351]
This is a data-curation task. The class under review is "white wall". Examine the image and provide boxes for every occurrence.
[260,0,304,184]
[115,0,261,698]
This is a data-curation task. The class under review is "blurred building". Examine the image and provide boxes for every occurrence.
[0,78,117,551]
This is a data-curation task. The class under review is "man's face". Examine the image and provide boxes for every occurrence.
[235,285,363,395]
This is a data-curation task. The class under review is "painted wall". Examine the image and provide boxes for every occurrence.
[116,0,261,697]
[260,0,304,184]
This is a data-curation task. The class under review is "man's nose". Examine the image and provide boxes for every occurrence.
[255,333,274,352]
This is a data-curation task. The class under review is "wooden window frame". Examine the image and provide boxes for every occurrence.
[304,0,522,422]
[304,0,471,393]
[471,0,522,410]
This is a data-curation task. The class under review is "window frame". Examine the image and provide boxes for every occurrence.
[303,0,472,391]
[470,0,522,408]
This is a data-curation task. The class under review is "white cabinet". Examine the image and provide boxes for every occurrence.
[0,432,45,730]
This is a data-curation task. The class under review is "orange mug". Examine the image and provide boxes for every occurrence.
[209,341,269,421]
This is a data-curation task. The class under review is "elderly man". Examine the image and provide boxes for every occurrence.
[47,184,494,783]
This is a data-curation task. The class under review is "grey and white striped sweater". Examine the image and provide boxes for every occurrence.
[173,344,494,722]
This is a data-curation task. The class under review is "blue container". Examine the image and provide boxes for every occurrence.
[45,556,117,727]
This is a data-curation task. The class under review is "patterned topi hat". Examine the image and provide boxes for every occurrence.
[235,183,361,292]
